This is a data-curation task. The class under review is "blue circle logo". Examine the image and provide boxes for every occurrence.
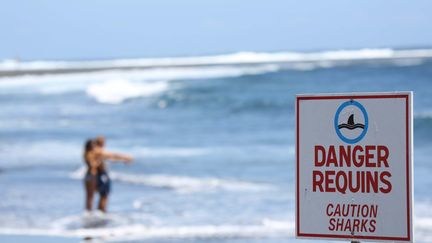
[334,100,368,144]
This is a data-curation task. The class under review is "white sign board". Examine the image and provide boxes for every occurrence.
[296,92,413,242]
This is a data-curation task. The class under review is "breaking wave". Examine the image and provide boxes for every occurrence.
[1,48,432,73]
[1,48,431,104]
[0,65,279,104]
[1,215,432,242]
[70,167,274,193]
[0,219,294,241]
[86,79,169,104]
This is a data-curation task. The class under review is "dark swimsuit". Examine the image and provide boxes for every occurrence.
[97,170,111,196]
[85,156,111,196]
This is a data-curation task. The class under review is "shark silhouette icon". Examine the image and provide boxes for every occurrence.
[337,114,365,130]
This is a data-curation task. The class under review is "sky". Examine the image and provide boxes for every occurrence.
[1,0,432,60]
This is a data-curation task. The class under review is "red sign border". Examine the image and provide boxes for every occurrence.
[295,93,412,241]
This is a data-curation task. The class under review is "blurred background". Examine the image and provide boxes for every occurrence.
[1,0,432,242]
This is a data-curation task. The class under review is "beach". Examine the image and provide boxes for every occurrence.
[1,49,432,242]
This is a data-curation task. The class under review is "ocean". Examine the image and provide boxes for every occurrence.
[0,48,432,242]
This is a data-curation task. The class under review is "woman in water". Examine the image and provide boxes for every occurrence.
[83,138,133,212]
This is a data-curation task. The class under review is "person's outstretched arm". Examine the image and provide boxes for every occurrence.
[102,151,133,164]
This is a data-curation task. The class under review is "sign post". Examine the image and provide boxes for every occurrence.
[295,92,413,242]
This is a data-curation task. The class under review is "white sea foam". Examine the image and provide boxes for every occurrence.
[0,65,279,89]
[76,168,272,193]
[2,216,432,242]
[0,65,279,104]
[111,172,273,193]
[86,79,169,104]
[1,48,430,105]
[1,48,432,72]
[4,199,432,241]
[50,211,131,231]
[0,220,294,241]
[69,167,273,193]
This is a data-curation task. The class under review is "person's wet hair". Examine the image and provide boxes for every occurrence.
[84,139,95,153]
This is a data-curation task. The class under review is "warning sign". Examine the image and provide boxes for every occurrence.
[295,92,413,242]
